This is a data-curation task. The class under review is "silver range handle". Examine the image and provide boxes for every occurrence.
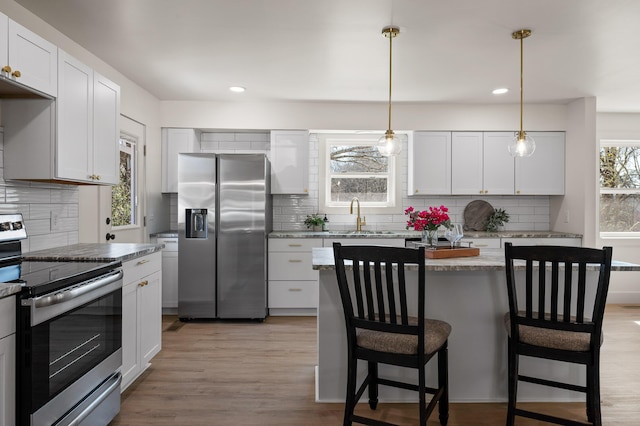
[24,269,123,326]
[30,269,123,308]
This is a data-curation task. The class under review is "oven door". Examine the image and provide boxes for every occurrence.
[18,269,123,426]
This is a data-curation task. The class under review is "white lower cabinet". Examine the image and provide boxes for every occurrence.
[0,296,15,426]
[268,238,321,316]
[501,237,582,247]
[462,238,501,249]
[121,252,162,391]
[157,237,178,312]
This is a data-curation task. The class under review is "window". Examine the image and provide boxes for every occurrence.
[111,135,137,228]
[599,140,640,236]
[319,134,402,214]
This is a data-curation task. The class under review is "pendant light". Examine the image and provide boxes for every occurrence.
[508,29,536,157]
[377,26,402,157]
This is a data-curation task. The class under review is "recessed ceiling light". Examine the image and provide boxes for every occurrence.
[229,86,246,93]
[493,88,509,95]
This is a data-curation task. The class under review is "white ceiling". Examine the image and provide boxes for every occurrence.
[15,0,640,112]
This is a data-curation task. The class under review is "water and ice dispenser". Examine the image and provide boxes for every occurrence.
[185,209,208,238]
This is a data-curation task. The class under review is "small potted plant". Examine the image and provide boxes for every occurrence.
[304,214,325,232]
[485,208,510,232]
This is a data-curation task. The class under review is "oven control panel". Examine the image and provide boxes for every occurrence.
[0,213,26,241]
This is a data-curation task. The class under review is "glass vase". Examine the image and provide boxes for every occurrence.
[421,229,439,249]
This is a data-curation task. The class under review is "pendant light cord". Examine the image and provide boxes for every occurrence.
[519,33,523,136]
[387,29,393,132]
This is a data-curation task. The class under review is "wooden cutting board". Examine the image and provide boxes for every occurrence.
[424,247,480,259]
[463,200,494,231]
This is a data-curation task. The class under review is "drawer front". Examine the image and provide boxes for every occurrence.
[269,281,317,308]
[269,238,322,253]
[123,251,162,286]
[0,296,16,339]
[462,238,501,249]
[268,252,318,281]
[323,238,405,248]
[157,238,178,252]
[501,237,582,247]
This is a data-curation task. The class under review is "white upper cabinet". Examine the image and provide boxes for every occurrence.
[2,50,120,184]
[451,132,483,194]
[515,131,565,195]
[482,132,516,194]
[270,130,309,195]
[161,128,201,193]
[57,50,120,184]
[93,72,120,184]
[0,13,58,97]
[409,131,451,195]
[451,132,514,195]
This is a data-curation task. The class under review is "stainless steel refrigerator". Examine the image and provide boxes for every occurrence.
[177,153,271,320]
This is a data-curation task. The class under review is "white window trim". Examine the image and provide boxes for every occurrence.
[599,139,640,238]
[112,134,138,230]
[318,133,403,215]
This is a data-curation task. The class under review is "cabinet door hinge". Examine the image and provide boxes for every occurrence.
[143,145,146,156]
[143,216,146,227]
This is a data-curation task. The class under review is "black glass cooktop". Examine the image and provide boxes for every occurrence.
[5,260,122,298]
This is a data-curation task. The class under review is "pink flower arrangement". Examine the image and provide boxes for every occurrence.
[404,205,451,231]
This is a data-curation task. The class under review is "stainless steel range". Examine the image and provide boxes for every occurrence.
[0,214,123,426]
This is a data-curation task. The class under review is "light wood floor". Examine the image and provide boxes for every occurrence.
[110,305,640,425]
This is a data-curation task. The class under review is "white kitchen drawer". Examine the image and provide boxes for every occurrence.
[157,237,178,252]
[269,281,317,308]
[323,238,405,248]
[501,237,582,247]
[268,252,318,281]
[123,251,162,286]
[269,238,322,253]
[462,238,501,249]
[0,296,15,339]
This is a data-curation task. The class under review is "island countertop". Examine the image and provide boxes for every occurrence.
[311,247,640,272]
[270,230,583,239]
[23,243,164,262]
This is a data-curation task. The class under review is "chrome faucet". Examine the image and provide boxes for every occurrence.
[349,197,366,231]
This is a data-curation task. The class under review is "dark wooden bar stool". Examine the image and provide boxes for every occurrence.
[503,243,613,426]
[333,242,451,426]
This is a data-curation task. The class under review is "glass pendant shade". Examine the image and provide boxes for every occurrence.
[508,130,536,157]
[377,130,402,157]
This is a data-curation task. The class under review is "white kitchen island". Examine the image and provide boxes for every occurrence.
[312,247,640,403]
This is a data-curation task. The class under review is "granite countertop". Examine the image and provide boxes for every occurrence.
[23,243,164,262]
[0,282,23,298]
[311,247,640,272]
[270,230,583,239]
[151,230,178,238]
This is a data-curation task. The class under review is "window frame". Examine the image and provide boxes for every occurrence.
[599,138,640,238]
[318,133,403,215]
[111,134,138,230]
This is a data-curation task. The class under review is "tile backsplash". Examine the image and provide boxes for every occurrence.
[0,129,80,253]
[169,131,551,232]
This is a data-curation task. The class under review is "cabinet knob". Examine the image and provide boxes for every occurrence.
[137,259,150,265]
[516,190,521,194]
[479,190,483,194]
[288,259,303,263]
[415,189,419,193]
[138,280,149,287]
[484,190,489,194]
[1,65,11,73]
[12,70,21,78]
[304,188,308,193]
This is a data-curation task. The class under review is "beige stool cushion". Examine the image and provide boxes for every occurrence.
[503,312,602,352]
[357,318,451,355]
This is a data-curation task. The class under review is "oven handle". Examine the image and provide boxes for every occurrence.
[67,371,122,426]
[32,269,123,308]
